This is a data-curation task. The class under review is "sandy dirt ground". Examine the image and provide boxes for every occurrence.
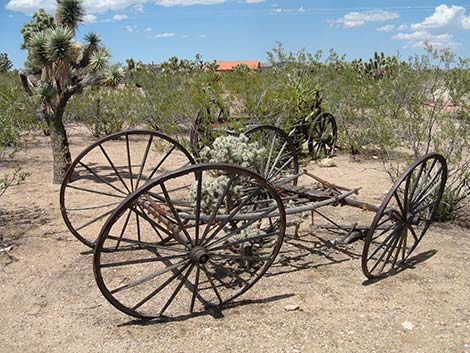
[0,126,469,353]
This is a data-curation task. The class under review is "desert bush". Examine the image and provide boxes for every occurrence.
[67,82,142,137]
[383,45,470,221]
[0,72,35,197]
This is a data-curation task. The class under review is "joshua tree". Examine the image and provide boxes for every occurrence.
[20,0,124,183]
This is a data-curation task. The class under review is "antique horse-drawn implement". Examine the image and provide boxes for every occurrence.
[189,97,337,160]
[60,127,447,320]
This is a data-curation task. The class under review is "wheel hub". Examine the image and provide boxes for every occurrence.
[189,246,209,264]
[406,213,420,226]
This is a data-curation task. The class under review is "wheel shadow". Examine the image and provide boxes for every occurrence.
[117,293,295,326]
[361,249,437,286]
[265,230,362,278]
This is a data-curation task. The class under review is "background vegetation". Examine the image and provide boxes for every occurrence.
[1,43,469,221]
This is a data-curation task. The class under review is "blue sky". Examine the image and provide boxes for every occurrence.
[2,0,470,68]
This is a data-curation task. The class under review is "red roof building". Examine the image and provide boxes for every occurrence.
[216,60,261,71]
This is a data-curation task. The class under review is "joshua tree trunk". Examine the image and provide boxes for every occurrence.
[44,100,72,184]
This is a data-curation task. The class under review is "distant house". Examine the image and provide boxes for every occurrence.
[216,60,261,71]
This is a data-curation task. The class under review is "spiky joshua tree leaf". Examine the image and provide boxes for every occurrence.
[46,27,74,62]
[56,0,84,32]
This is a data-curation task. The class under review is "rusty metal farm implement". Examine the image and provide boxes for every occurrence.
[60,127,447,320]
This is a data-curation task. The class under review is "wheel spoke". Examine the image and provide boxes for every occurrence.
[202,186,263,247]
[132,262,191,311]
[66,201,121,211]
[66,184,124,199]
[75,207,116,231]
[99,144,131,194]
[129,206,177,240]
[125,134,134,191]
[200,175,238,244]
[147,145,176,180]
[106,235,188,253]
[114,209,132,249]
[101,253,186,268]
[135,135,153,189]
[190,265,201,313]
[77,161,127,195]
[370,232,401,274]
[194,171,203,244]
[267,141,288,178]
[110,258,190,294]
[393,191,406,218]
[158,265,194,317]
[377,232,402,274]
[201,264,223,305]
[367,225,401,261]
[161,183,194,247]
[263,132,277,177]
[268,156,294,181]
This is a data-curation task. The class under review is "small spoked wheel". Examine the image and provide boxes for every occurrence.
[94,163,286,320]
[307,112,337,159]
[245,125,299,185]
[362,153,447,279]
[60,130,195,248]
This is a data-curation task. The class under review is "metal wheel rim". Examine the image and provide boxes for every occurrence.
[309,112,337,159]
[362,153,447,279]
[93,163,286,319]
[60,130,195,248]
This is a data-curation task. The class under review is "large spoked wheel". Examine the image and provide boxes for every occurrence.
[362,153,447,279]
[60,130,195,248]
[94,163,286,320]
[245,125,299,185]
[307,112,337,159]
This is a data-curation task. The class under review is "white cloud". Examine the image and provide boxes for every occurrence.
[155,0,224,6]
[124,25,137,32]
[83,0,146,13]
[392,31,457,49]
[112,14,128,21]
[331,9,399,28]
[397,24,408,31]
[411,4,470,32]
[6,0,146,14]
[377,24,395,32]
[245,0,264,3]
[298,6,305,13]
[83,14,97,23]
[134,3,144,12]
[154,32,175,37]
[390,5,470,50]
[145,27,152,32]
[6,0,56,14]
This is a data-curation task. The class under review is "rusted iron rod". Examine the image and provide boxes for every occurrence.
[179,188,360,222]
[303,170,353,192]
[341,198,380,213]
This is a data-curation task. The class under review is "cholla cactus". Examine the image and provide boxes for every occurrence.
[189,175,242,213]
[190,134,264,212]
[199,134,265,170]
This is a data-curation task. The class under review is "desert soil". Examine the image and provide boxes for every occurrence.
[0,126,469,353]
